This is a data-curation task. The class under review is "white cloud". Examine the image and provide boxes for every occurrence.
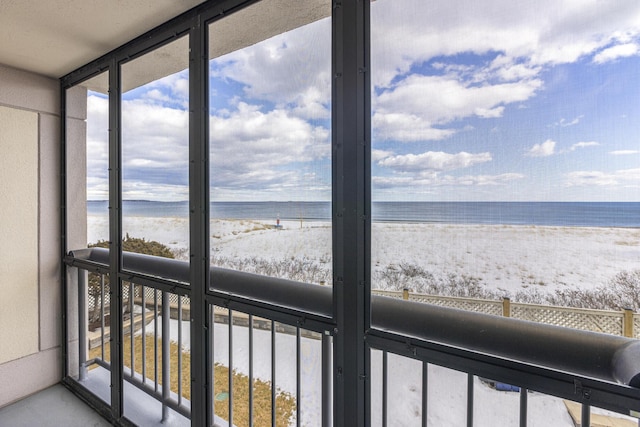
[372,112,456,142]
[565,171,617,187]
[373,74,542,142]
[86,71,195,201]
[373,172,523,189]
[212,0,640,149]
[553,115,584,127]
[378,151,491,173]
[122,182,189,201]
[524,140,598,156]
[610,150,640,155]
[569,141,599,151]
[369,0,640,149]
[210,102,331,197]
[86,95,109,199]
[489,56,542,81]
[475,106,505,118]
[212,17,331,120]
[455,173,525,186]
[526,139,556,157]
[371,0,640,88]
[85,0,640,202]
[121,99,189,167]
[566,168,640,187]
[117,98,191,201]
[593,43,640,64]
[139,72,189,109]
[376,74,542,121]
[372,149,395,162]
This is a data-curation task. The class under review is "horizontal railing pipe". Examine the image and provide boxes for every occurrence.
[372,296,640,387]
[69,247,332,318]
[68,248,640,387]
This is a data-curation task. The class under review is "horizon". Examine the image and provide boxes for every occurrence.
[88,199,640,204]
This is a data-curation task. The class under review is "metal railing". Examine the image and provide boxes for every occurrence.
[76,269,191,421]
[67,248,640,426]
[369,296,640,427]
[68,248,334,426]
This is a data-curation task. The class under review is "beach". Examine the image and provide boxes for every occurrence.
[89,215,640,294]
[97,215,640,426]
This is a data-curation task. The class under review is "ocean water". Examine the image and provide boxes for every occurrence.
[87,200,640,228]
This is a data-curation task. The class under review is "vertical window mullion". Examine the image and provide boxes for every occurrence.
[109,57,124,420]
[189,15,210,427]
[332,0,370,425]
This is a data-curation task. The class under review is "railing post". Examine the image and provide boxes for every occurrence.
[503,297,511,318]
[581,404,590,427]
[162,291,170,422]
[519,387,527,427]
[403,288,409,300]
[78,268,88,381]
[322,332,332,427]
[624,308,634,338]
[467,373,474,427]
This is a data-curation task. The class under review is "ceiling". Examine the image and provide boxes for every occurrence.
[0,0,331,91]
[0,0,207,78]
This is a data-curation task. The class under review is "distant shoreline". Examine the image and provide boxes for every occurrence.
[87,200,640,228]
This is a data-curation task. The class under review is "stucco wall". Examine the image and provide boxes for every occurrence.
[0,64,61,407]
[0,106,39,364]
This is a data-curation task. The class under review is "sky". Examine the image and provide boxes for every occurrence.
[86,0,640,202]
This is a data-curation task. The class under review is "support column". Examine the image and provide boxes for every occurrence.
[332,0,370,425]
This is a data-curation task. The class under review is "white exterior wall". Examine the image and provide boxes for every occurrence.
[0,64,61,407]
[0,106,39,363]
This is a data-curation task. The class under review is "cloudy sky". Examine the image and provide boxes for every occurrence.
[86,0,640,202]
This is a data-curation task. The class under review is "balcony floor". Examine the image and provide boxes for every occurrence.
[0,384,110,427]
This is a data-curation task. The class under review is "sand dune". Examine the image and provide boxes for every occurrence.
[88,215,640,293]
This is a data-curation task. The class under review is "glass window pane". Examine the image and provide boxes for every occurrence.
[208,1,332,289]
[371,0,640,337]
[120,36,190,262]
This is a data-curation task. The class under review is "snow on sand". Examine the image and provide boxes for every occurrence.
[89,215,640,293]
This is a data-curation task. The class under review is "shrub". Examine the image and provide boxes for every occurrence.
[87,235,175,322]
[89,233,175,258]
[210,254,331,285]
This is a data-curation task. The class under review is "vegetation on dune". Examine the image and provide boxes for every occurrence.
[376,262,640,311]
[86,230,640,312]
[86,235,175,323]
[86,234,640,312]
[211,253,331,285]
[89,233,175,258]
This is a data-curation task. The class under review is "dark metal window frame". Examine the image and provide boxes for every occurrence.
[61,0,369,425]
[60,1,640,426]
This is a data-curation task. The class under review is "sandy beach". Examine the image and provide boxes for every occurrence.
[88,215,640,295]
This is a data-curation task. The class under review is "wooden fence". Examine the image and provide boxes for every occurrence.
[373,289,639,339]
[87,274,639,339]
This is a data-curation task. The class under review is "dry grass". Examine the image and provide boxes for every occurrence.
[89,333,295,427]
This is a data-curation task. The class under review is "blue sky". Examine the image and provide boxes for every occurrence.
[86,0,640,202]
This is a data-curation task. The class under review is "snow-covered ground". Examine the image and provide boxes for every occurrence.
[149,316,581,427]
[89,215,640,293]
[91,216,640,426]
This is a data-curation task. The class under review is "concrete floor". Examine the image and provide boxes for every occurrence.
[0,384,111,427]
